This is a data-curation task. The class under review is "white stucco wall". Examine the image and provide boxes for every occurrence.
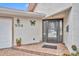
[14,17,42,45]
[34,3,72,16]
[63,3,79,53]
[72,4,79,52]
[63,8,74,53]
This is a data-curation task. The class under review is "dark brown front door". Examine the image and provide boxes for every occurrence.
[43,19,63,43]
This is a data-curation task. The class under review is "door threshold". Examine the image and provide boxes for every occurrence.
[42,42,58,46]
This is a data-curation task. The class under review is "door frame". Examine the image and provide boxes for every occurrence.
[42,18,63,43]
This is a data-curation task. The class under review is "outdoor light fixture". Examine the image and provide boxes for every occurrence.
[17,18,20,24]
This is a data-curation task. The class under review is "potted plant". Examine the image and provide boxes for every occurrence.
[71,45,78,54]
[16,38,21,46]
[72,45,77,51]
[30,20,36,26]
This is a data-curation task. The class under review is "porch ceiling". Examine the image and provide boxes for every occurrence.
[44,6,72,19]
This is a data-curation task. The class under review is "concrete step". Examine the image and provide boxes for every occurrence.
[13,48,57,56]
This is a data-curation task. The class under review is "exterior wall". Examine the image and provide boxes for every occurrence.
[72,3,79,52]
[63,3,79,53]
[0,7,44,47]
[63,8,74,53]
[34,3,72,16]
[14,17,42,45]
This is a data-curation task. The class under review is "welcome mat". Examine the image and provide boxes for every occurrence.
[42,45,57,49]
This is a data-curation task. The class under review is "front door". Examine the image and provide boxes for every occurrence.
[43,19,63,43]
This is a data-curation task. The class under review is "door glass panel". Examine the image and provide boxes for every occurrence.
[48,21,57,38]
[43,21,48,42]
[60,21,62,35]
[47,21,57,43]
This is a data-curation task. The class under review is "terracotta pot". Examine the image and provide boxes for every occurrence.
[17,43,21,47]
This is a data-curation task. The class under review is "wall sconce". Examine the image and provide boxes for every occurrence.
[17,18,20,24]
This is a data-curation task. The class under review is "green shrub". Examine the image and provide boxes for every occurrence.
[16,38,21,46]
[71,45,77,51]
[16,38,21,43]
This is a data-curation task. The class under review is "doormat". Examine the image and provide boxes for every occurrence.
[42,45,57,49]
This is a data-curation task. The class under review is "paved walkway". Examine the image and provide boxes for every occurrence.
[15,43,70,56]
[0,43,69,56]
[0,48,37,56]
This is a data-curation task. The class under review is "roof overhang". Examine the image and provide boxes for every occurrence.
[0,7,45,19]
